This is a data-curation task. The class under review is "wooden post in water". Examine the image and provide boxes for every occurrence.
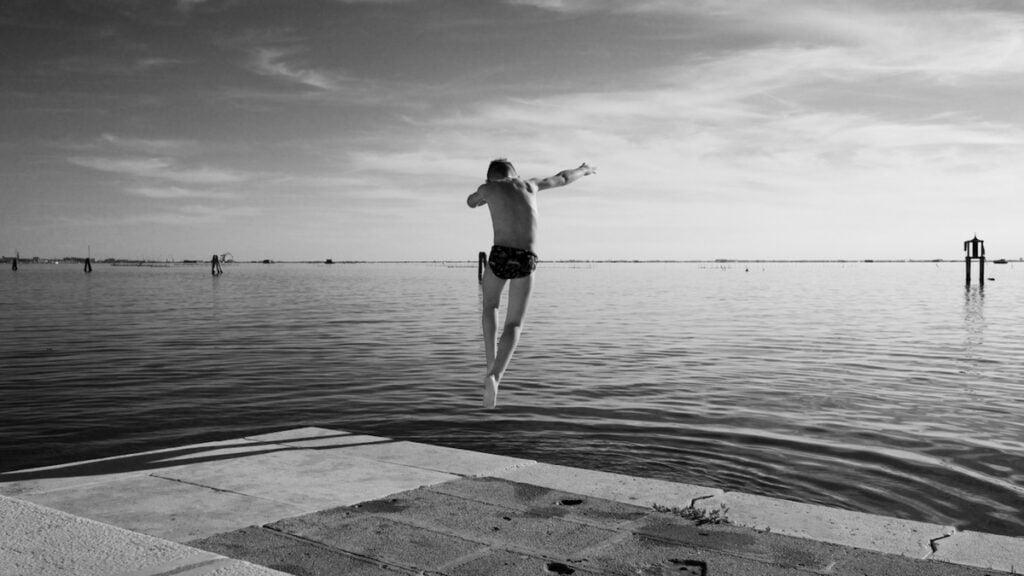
[84,245,92,273]
[478,251,487,283]
[964,235,985,286]
[12,251,18,272]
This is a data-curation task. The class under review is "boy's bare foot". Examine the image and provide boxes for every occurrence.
[483,374,498,409]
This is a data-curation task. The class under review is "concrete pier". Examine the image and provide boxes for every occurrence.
[2,427,1021,575]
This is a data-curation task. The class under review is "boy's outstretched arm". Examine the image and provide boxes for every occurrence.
[530,163,597,191]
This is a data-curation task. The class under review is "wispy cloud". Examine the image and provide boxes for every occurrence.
[97,134,195,154]
[250,48,346,91]
[68,156,249,184]
[126,185,243,200]
[134,57,184,71]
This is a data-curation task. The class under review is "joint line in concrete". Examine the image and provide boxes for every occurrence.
[258,524,421,572]
[149,473,255,498]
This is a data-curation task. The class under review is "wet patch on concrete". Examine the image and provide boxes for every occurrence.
[188,525,400,576]
[266,480,620,559]
[280,515,486,570]
[432,477,650,528]
[544,560,576,574]
[573,534,787,576]
[665,558,707,575]
[349,497,408,515]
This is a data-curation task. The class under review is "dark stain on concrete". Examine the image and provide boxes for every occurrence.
[545,561,576,574]
[511,480,553,502]
[349,497,408,514]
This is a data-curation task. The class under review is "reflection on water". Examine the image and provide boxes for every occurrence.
[961,285,986,386]
[1,262,1023,537]
[964,284,985,342]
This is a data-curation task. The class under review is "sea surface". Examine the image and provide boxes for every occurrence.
[2,261,1023,537]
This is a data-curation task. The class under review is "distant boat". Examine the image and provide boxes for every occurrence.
[325,259,334,264]
[994,259,1008,264]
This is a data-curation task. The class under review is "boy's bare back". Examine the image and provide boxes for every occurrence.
[471,178,539,253]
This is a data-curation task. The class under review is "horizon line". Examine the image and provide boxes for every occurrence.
[5,257,1021,265]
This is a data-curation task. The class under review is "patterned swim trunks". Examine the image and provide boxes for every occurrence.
[488,245,538,280]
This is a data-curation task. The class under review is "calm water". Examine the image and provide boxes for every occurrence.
[2,261,1023,537]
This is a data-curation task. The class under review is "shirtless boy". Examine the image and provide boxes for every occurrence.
[467,158,597,408]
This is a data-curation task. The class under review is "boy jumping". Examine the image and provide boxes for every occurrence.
[467,158,597,408]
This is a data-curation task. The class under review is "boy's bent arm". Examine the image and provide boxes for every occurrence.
[467,186,487,208]
[530,163,597,191]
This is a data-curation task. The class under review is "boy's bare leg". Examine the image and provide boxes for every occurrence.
[481,270,505,408]
[483,274,534,408]
[481,269,504,371]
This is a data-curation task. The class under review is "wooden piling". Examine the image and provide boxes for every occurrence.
[964,235,986,286]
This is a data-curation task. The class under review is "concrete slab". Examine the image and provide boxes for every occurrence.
[6,431,1021,576]
[153,448,459,510]
[496,462,721,510]
[189,526,400,576]
[430,476,651,528]
[325,440,536,477]
[18,474,307,543]
[828,544,1005,576]
[698,492,954,559]
[932,530,1024,573]
[0,438,274,497]
[1,495,216,576]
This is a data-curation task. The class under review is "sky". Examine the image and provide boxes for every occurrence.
[2,0,1023,262]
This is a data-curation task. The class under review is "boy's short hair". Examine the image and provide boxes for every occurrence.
[487,158,517,181]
